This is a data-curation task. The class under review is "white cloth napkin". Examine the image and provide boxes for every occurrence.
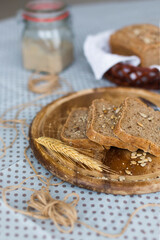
[84,30,160,80]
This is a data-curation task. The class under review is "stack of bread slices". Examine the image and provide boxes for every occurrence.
[61,97,160,158]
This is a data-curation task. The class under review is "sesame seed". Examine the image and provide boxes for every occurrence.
[138,159,148,164]
[131,161,137,165]
[139,112,147,118]
[119,176,126,182]
[103,110,108,114]
[137,122,144,128]
[147,157,152,162]
[125,170,132,175]
[148,116,154,121]
[131,155,138,159]
[115,108,120,114]
[132,152,137,155]
[140,163,146,167]
[137,153,142,157]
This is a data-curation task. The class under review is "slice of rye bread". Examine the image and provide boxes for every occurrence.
[86,99,137,152]
[61,107,105,152]
[113,97,160,157]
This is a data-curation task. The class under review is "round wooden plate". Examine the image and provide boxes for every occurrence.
[29,87,160,195]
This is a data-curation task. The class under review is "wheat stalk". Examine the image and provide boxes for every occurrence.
[35,137,116,174]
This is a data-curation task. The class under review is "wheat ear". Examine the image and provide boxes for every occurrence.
[35,137,114,173]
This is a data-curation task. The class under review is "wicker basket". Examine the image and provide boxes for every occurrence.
[105,63,160,89]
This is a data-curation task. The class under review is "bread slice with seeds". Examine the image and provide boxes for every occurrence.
[86,99,137,152]
[114,97,160,157]
[61,107,105,152]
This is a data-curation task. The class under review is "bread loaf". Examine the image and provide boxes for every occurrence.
[110,24,160,67]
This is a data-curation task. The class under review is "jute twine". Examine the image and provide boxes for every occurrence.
[0,73,160,237]
[28,71,73,95]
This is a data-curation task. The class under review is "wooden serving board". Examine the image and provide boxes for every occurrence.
[29,87,160,195]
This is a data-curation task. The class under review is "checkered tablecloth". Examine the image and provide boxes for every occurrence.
[0,1,160,240]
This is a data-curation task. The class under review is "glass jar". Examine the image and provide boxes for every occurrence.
[22,0,74,74]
